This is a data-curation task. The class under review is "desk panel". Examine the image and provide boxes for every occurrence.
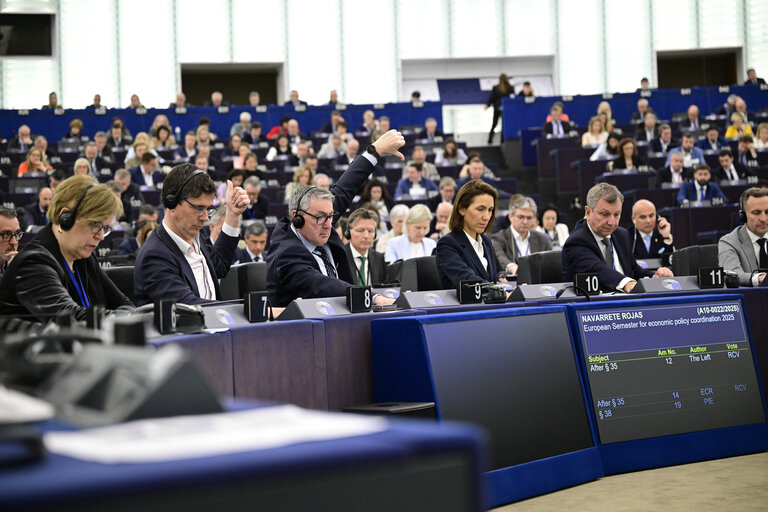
[150,331,233,398]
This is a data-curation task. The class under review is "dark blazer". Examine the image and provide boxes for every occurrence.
[336,153,356,166]
[242,196,270,221]
[119,237,139,256]
[426,195,452,212]
[744,77,767,86]
[626,225,674,259]
[417,129,445,140]
[6,136,36,153]
[204,100,230,107]
[122,182,146,204]
[21,202,48,229]
[134,223,240,306]
[173,146,196,160]
[284,100,308,107]
[486,85,513,110]
[612,156,645,170]
[634,126,658,142]
[561,220,654,292]
[105,135,132,150]
[435,230,498,289]
[713,162,755,182]
[542,120,572,136]
[715,105,735,118]
[656,166,692,187]
[344,245,386,286]
[129,165,165,188]
[237,248,266,263]
[0,224,133,321]
[242,133,267,145]
[697,136,728,152]
[649,137,680,154]
[266,154,375,307]
[676,181,727,205]
[679,117,704,131]
[491,228,552,271]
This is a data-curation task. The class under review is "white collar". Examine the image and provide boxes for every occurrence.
[745,228,768,244]
[163,218,196,253]
[510,225,528,242]
[350,245,366,259]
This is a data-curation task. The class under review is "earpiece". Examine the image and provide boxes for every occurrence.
[739,190,748,224]
[291,186,316,229]
[59,184,95,231]
[163,169,205,210]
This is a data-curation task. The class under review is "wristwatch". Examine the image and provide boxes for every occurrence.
[366,144,380,160]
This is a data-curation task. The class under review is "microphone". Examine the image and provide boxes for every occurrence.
[555,284,592,301]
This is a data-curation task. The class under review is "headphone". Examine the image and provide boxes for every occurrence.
[163,169,205,210]
[59,184,95,231]
[291,186,317,229]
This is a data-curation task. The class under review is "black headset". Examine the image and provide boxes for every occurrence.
[291,186,317,229]
[163,169,205,210]
[59,184,95,231]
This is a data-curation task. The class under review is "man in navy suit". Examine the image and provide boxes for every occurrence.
[676,163,728,205]
[266,130,405,307]
[627,199,674,259]
[133,163,250,306]
[129,153,164,188]
[417,117,444,142]
[649,124,679,154]
[238,222,268,263]
[21,186,51,230]
[713,149,755,182]
[562,183,673,293]
[542,102,571,137]
[697,126,728,152]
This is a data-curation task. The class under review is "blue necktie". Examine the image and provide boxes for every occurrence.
[313,246,337,278]
[644,235,651,253]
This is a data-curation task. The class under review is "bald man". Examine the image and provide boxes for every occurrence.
[626,199,674,259]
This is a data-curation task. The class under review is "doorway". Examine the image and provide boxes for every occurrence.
[656,48,742,88]
[180,63,283,106]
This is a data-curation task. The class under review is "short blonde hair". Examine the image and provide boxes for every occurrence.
[48,175,123,225]
[405,203,432,225]
[73,158,91,175]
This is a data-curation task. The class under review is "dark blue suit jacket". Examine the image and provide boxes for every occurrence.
[267,154,375,307]
[133,224,239,306]
[119,237,139,256]
[697,136,728,152]
[626,225,674,259]
[676,181,727,205]
[129,166,165,188]
[435,230,498,289]
[562,220,654,292]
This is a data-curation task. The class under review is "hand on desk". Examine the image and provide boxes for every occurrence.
[654,267,674,278]
[759,273,766,284]
[623,281,637,293]
[374,295,396,306]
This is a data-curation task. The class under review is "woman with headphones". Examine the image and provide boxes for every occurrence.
[0,175,134,322]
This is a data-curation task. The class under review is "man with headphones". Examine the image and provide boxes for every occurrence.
[344,208,386,286]
[718,188,768,286]
[267,129,405,307]
[134,163,250,305]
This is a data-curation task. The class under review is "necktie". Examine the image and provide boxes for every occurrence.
[758,239,767,269]
[556,122,562,136]
[730,167,738,181]
[644,235,651,253]
[602,238,613,266]
[692,120,697,131]
[698,186,703,201]
[313,246,337,278]
[357,256,367,286]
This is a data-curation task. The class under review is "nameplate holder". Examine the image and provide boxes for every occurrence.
[456,279,484,304]
[244,291,269,323]
[574,273,600,296]
[698,267,725,289]
[346,286,373,313]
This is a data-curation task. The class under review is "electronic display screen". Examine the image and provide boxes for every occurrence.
[575,300,765,444]
[422,312,594,470]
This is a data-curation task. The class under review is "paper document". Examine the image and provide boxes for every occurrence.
[0,386,55,424]
[44,405,387,464]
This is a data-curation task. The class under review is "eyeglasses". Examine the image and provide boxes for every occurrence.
[184,199,217,218]
[299,210,337,225]
[88,223,112,236]
[0,231,23,242]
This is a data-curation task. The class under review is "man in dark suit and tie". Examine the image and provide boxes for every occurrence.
[744,68,767,86]
[129,153,164,189]
[284,90,308,107]
[713,149,755,182]
[634,113,658,142]
[676,163,728,205]
[562,183,673,293]
[719,188,768,286]
[492,196,552,275]
[417,117,445,142]
[697,126,728,152]
[266,130,405,307]
[238,222,268,263]
[21,186,52,229]
[679,105,704,132]
[649,124,679,154]
[656,152,691,188]
[542,102,571,137]
[627,199,674,259]
[133,164,251,305]
[344,209,386,286]
[631,98,651,124]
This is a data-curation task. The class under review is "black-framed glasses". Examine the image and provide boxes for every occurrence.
[299,210,337,225]
[88,223,113,236]
[184,199,217,218]
[0,230,23,242]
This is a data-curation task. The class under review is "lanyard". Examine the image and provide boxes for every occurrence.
[516,240,530,257]
[61,256,91,307]
[245,206,257,219]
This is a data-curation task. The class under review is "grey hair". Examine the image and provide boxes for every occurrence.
[209,205,227,227]
[406,204,432,224]
[239,111,252,122]
[586,183,624,210]
[645,112,657,121]
[289,184,334,214]
[104,180,122,194]
[243,176,261,188]
[509,196,538,216]
[439,176,457,189]
[659,123,671,132]
[115,168,131,180]
[389,204,410,221]
[249,91,260,99]
[245,222,267,237]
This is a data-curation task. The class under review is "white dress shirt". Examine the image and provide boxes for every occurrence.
[163,218,219,300]
[409,241,425,258]
[349,244,370,285]
[510,226,530,257]
[464,231,488,273]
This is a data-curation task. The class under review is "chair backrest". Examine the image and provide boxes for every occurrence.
[399,256,442,291]
[517,250,563,285]
[103,265,135,302]
[219,262,268,300]
[671,244,719,276]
